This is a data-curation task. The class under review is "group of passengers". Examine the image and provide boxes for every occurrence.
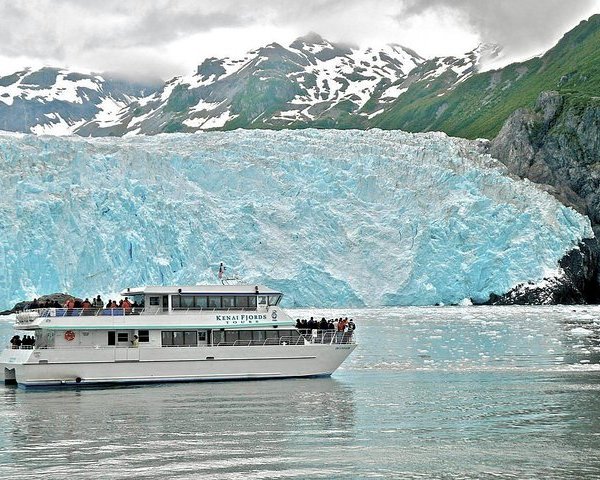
[295,317,356,334]
[28,295,140,312]
[62,295,138,311]
[28,298,62,309]
[9,334,35,349]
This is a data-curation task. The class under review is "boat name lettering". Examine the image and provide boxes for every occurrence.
[215,314,267,322]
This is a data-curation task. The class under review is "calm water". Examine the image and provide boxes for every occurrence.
[2,305,600,479]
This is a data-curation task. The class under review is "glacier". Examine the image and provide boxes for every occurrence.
[0,129,593,308]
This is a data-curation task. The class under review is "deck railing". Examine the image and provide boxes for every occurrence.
[6,330,355,351]
[15,305,272,324]
[217,330,355,347]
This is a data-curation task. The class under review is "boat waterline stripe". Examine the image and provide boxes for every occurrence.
[23,372,287,384]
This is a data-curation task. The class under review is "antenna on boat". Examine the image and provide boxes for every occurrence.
[217,262,242,285]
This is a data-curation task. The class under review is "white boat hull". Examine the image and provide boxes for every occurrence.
[1,344,356,387]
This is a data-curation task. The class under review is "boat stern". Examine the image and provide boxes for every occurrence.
[0,348,34,385]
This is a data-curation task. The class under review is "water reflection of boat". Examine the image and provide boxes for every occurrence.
[1,284,356,387]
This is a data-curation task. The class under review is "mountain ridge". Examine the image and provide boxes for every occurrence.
[0,34,490,136]
[0,14,598,138]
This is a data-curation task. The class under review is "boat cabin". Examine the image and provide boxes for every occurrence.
[121,285,283,313]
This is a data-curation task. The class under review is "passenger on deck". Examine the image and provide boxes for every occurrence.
[64,298,75,309]
[30,298,39,309]
[319,317,328,330]
[300,319,308,332]
[122,297,132,313]
[10,335,21,349]
[131,335,139,347]
[109,300,118,309]
[348,319,356,332]
[296,319,302,329]
[106,299,113,308]
[82,298,92,309]
[74,299,83,309]
[92,295,103,309]
[339,317,348,331]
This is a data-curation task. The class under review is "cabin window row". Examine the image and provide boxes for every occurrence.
[172,295,258,310]
[212,329,300,345]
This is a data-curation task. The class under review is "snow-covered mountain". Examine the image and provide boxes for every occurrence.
[0,35,496,136]
[0,67,160,135]
[0,129,591,308]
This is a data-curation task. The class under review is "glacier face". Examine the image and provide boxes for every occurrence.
[0,129,593,308]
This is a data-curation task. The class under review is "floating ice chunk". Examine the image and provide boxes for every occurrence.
[570,327,594,337]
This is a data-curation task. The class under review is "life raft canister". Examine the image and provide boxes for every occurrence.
[64,330,76,341]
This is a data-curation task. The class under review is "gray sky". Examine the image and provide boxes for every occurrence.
[0,0,598,80]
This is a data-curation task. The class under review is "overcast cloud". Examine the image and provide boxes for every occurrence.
[0,0,598,80]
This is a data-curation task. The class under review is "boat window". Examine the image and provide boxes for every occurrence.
[212,330,225,345]
[117,332,129,343]
[268,295,281,306]
[194,296,208,308]
[248,296,257,308]
[172,331,184,346]
[225,331,239,344]
[149,297,160,306]
[222,296,235,308]
[172,296,180,308]
[108,331,115,346]
[235,296,249,308]
[162,331,198,347]
[265,330,279,344]
[239,330,252,342]
[181,296,194,308]
[184,331,197,346]
[198,331,207,342]
[138,330,150,342]
[208,296,221,308]
[131,294,145,307]
[252,330,266,341]
[257,296,267,306]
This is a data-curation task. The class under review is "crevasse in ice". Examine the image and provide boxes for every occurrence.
[0,129,593,307]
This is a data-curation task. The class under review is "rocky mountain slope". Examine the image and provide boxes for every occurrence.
[77,33,492,136]
[0,34,494,136]
[0,67,160,135]
[491,91,600,230]
[375,14,600,139]
[0,15,599,139]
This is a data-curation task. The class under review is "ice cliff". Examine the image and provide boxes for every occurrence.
[0,129,593,308]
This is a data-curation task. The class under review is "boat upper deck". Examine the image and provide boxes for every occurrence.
[14,284,294,330]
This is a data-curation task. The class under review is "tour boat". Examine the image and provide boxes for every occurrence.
[0,285,356,387]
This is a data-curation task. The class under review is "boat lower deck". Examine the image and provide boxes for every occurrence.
[1,343,356,387]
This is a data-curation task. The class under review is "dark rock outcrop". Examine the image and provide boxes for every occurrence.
[1,293,79,315]
[482,239,600,305]
[489,91,600,303]
[491,91,600,231]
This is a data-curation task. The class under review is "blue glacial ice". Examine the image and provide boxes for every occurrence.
[0,129,593,308]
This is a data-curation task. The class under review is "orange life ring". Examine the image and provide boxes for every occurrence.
[64,330,76,341]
